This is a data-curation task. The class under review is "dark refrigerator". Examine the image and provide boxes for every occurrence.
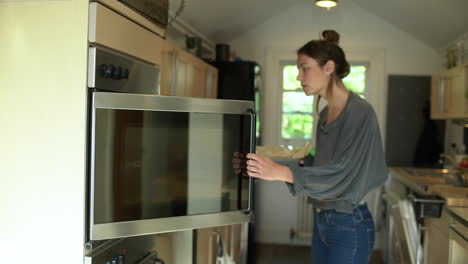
[211,60,260,264]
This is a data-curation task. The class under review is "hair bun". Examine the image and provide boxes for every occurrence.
[321,30,340,44]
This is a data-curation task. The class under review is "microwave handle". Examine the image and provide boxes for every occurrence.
[246,108,256,215]
[246,108,256,154]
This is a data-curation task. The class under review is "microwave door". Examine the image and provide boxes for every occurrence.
[88,92,255,241]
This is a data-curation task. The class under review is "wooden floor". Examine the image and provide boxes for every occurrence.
[253,243,310,264]
[253,243,384,264]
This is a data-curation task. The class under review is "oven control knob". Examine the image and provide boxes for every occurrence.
[112,66,122,79]
[122,68,129,79]
[100,64,114,78]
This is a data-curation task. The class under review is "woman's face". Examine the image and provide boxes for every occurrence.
[296,54,331,97]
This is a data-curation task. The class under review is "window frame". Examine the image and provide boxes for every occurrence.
[278,61,369,149]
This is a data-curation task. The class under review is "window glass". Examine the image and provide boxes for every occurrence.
[280,63,367,144]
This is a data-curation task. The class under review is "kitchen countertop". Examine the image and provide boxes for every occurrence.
[389,167,468,223]
[447,206,468,225]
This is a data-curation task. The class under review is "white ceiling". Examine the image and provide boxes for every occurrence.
[169,0,300,43]
[353,0,468,49]
[169,0,468,49]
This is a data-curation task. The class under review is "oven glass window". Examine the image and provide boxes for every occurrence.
[93,110,252,224]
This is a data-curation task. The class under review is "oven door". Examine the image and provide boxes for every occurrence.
[88,92,255,241]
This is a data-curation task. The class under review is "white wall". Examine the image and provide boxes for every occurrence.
[228,0,444,244]
[0,1,89,263]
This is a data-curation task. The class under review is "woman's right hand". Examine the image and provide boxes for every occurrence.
[245,153,294,183]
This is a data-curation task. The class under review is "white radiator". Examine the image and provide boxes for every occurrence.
[296,193,314,239]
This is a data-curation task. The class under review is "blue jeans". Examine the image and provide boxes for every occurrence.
[311,203,375,264]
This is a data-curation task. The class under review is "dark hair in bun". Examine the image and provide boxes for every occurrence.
[322,30,340,44]
[297,29,350,79]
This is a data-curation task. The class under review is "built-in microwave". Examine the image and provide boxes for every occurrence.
[86,47,255,241]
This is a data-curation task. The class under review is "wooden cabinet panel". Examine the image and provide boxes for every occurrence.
[206,65,219,99]
[431,65,468,119]
[195,224,242,264]
[89,2,163,66]
[160,41,176,96]
[425,221,451,264]
[176,52,192,97]
[160,40,218,98]
[191,61,207,98]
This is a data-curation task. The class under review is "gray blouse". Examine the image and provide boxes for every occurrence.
[281,92,388,213]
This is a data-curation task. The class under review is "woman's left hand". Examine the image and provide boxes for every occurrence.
[246,153,294,183]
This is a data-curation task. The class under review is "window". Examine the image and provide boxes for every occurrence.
[343,64,368,98]
[254,65,262,144]
[280,62,368,147]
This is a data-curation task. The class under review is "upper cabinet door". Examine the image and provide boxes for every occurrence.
[89,3,163,66]
[431,65,468,119]
[205,65,219,99]
[160,41,176,96]
[160,40,218,98]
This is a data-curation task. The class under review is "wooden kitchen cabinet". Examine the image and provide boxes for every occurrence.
[431,64,468,119]
[195,224,243,264]
[424,212,451,264]
[160,40,218,98]
[424,209,468,264]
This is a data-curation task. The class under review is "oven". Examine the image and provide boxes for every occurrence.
[86,47,255,241]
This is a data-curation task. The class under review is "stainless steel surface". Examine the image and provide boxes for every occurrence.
[392,200,419,264]
[88,102,97,243]
[88,47,97,88]
[248,109,256,213]
[240,222,249,264]
[88,46,160,95]
[383,177,422,264]
[84,238,125,257]
[91,211,250,241]
[439,77,446,113]
[88,92,254,241]
[84,233,170,264]
[93,91,254,114]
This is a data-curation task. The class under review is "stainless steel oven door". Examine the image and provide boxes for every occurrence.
[88,92,255,241]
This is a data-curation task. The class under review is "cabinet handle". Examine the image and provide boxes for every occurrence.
[439,77,446,113]
[171,50,179,96]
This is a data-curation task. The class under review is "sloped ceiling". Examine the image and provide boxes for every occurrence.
[353,0,468,49]
[168,0,301,43]
[169,0,468,49]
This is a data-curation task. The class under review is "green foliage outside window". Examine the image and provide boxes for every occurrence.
[283,66,301,90]
[343,66,366,93]
[281,64,366,139]
[282,114,313,139]
[282,92,313,112]
[255,92,260,138]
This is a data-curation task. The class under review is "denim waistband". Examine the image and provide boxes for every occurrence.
[315,201,367,214]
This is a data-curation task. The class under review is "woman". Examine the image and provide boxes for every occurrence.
[246,30,388,263]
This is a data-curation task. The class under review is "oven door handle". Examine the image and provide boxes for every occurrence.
[245,108,256,215]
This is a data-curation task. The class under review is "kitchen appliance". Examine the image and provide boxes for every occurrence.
[210,60,261,263]
[86,46,255,241]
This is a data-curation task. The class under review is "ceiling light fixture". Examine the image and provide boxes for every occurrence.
[315,0,338,10]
